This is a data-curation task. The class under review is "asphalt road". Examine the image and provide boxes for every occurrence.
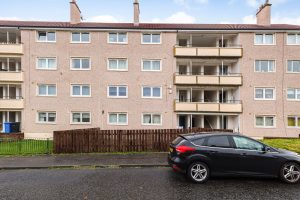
[0,168,299,200]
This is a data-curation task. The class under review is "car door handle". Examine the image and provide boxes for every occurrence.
[209,150,218,154]
[240,153,247,156]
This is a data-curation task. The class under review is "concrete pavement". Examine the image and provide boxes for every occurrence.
[0,153,168,169]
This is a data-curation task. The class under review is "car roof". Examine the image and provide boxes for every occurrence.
[180,132,240,141]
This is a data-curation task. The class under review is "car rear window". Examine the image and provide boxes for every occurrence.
[172,137,184,145]
[206,136,231,148]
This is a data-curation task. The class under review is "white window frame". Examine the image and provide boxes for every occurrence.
[142,113,162,126]
[287,116,300,128]
[70,112,91,124]
[254,60,276,73]
[141,86,162,99]
[36,57,57,70]
[36,111,57,124]
[286,33,300,45]
[255,115,276,128]
[141,33,162,44]
[107,58,128,71]
[36,31,56,43]
[254,87,276,100]
[70,84,91,97]
[107,32,128,44]
[107,85,128,98]
[107,112,128,126]
[287,60,300,73]
[287,88,300,101]
[71,32,90,43]
[37,84,57,97]
[70,57,91,70]
[141,59,162,72]
[254,33,275,45]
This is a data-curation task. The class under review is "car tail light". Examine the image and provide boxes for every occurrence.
[176,146,196,154]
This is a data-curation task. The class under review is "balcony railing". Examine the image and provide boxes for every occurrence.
[0,71,23,82]
[0,97,24,109]
[0,43,23,55]
[174,99,242,113]
[174,73,242,86]
[174,45,243,58]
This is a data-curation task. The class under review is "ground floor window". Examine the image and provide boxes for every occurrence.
[142,113,162,125]
[71,112,91,124]
[108,113,128,125]
[37,112,56,123]
[255,115,275,128]
[288,116,300,128]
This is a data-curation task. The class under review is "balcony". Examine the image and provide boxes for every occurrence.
[174,73,242,86]
[174,100,242,113]
[0,98,24,109]
[0,72,23,82]
[174,46,242,58]
[0,43,23,55]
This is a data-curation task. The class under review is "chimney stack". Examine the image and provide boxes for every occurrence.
[133,0,140,26]
[70,0,82,24]
[256,0,272,26]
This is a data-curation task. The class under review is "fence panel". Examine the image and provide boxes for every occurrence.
[53,128,233,154]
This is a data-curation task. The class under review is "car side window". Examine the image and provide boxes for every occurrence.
[193,138,205,146]
[233,136,264,151]
[206,136,231,148]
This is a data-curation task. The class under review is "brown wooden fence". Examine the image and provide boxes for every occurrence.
[53,128,233,154]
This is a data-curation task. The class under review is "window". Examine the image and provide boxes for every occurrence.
[38,84,56,96]
[288,116,300,128]
[255,116,275,128]
[37,112,56,123]
[287,88,300,100]
[108,59,128,71]
[142,114,162,125]
[287,60,300,73]
[71,112,91,124]
[71,32,90,43]
[108,33,127,43]
[142,60,161,71]
[193,138,205,146]
[255,60,275,72]
[142,86,162,98]
[142,33,161,44]
[206,136,231,148]
[255,34,274,45]
[37,58,57,70]
[108,113,128,125]
[108,86,128,98]
[37,31,56,42]
[233,136,264,151]
[255,87,275,100]
[71,58,91,70]
[71,84,91,97]
[287,34,300,45]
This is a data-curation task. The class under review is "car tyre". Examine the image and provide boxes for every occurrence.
[280,162,300,184]
[187,162,210,183]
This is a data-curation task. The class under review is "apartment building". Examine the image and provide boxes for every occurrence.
[0,0,299,138]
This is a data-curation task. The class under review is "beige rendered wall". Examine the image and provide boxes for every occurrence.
[21,30,177,138]
[239,32,300,138]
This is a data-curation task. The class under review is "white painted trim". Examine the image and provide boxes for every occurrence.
[107,85,128,98]
[107,58,128,71]
[36,57,58,70]
[254,115,276,128]
[141,59,162,72]
[36,84,57,97]
[70,57,92,71]
[70,111,92,125]
[254,59,276,73]
[141,33,162,45]
[254,87,276,101]
[141,86,163,99]
[141,113,163,126]
[70,84,92,97]
[35,30,56,43]
[70,32,91,43]
[36,111,57,124]
[254,33,276,46]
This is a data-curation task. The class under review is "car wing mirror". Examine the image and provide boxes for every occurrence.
[264,146,271,153]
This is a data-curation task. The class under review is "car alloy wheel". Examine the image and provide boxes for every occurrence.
[188,162,209,183]
[281,163,300,184]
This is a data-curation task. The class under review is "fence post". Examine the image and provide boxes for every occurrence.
[46,138,50,154]
[18,139,21,155]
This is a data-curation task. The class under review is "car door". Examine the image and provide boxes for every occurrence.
[204,135,240,175]
[231,136,279,176]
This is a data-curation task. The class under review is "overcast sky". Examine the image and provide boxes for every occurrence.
[0,0,299,24]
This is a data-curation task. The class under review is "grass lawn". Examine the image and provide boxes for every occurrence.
[0,139,53,156]
[261,139,300,154]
